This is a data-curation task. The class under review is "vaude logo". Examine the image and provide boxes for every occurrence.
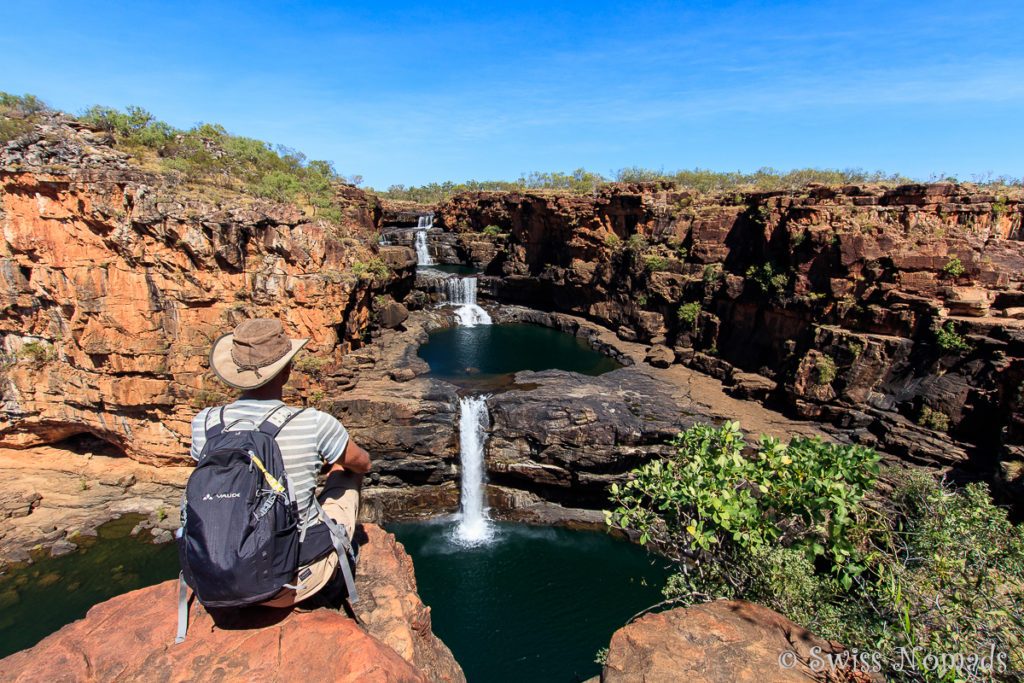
[201,492,242,501]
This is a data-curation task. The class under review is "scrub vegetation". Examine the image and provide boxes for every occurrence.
[76,104,360,224]
[376,166,1023,204]
[607,421,1024,682]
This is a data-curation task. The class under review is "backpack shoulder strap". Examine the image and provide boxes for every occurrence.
[205,406,227,440]
[258,406,306,439]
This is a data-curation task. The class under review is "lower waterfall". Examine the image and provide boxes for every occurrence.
[453,395,492,545]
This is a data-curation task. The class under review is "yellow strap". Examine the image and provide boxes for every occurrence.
[250,453,286,495]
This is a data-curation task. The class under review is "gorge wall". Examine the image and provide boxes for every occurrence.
[0,114,415,465]
[432,183,1024,496]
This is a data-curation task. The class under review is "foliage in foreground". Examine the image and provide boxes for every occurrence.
[606,422,1024,682]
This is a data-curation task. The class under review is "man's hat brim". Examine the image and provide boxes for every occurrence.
[209,333,309,390]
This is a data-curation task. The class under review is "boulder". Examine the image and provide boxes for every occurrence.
[0,524,464,683]
[645,344,676,368]
[602,600,879,682]
[380,301,410,329]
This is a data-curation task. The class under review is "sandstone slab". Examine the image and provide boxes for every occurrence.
[602,600,878,683]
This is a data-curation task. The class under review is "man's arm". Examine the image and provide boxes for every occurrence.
[324,438,371,475]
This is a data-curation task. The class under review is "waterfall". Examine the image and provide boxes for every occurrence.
[417,214,434,229]
[454,395,492,545]
[442,276,492,327]
[414,229,434,266]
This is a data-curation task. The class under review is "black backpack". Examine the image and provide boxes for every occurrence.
[177,404,304,607]
[174,404,360,643]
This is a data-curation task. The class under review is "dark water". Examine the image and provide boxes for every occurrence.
[418,324,621,390]
[0,515,179,658]
[420,264,481,275]
[388,519,670,682]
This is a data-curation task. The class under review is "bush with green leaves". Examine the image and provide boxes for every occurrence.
[606,425,1024,682]
[643,254,670,272]
[941,257,966,279]
[935,320,971,353]
[677,302,700,330]
[745,261,789,295]
[482,224,503,237]
[607,422,880,590]
[0,92,49,144]
[77,105,353,223]
[815,354,837,384]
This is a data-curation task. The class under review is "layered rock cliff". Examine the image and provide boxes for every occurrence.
[0,113,414,465]
[434,184,1024,493]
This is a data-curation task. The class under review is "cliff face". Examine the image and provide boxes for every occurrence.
[436,184,1024,489]
[0,115,414,465]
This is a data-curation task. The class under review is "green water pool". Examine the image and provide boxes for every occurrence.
[418,323,621,390]
[0,515,180,658]
[388,519,669,682]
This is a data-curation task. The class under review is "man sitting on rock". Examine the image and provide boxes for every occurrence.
[190,317,371,608]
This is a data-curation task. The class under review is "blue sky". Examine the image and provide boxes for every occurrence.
[2,1,1022,188]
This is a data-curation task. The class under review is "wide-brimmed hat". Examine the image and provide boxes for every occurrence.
[209,318,309,390]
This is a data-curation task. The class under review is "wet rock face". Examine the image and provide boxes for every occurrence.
[437,185,1024,481]
[0,117,411,464]
[0,524,465,683]
[487,369,691,507]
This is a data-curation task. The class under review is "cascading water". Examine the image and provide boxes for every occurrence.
[442,276,492,326]
[414,227,434,266]
[454,395,492,545]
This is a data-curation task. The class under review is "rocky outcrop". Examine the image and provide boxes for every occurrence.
[321,307,825,519]
[0,524,465,682]
[0,114,414,465]
[0,444,189,565]
[436,185,1024,490]
[601,600,879,682]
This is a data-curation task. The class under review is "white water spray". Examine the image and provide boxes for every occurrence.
[454,395,492,544]
[442,276,492,326]
[414,228,434,266]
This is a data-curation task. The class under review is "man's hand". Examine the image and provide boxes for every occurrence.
[326,439,371,475]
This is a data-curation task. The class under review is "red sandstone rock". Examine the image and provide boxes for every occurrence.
[0,119,412,465]
[602,600,880,683]
[0,524,464,682]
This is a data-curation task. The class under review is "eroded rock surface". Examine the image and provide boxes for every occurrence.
[435,185,1024,491]
[602,600,878,683]
[0,113,412,465]
[0,524,464,683]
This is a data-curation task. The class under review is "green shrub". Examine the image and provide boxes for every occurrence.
[918,405,950,432]
[19,341,55,363]
[604,233,620,248]
[0,92,48,144]
[941,257,966,278]
[745,261,789,295]
[644,254,670,272]
[352,257,389,281]
[677,302,700,329]
[702,264,723,283]
[482,224,503,237]
[935,320,971,353]
[625,234,649,253]
[814,354,837,384]
[607,422,881,589]
[606,426,1024,682]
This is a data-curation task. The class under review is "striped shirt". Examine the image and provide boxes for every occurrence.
[190,399,350,531]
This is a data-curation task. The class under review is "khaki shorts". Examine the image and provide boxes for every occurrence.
[260,469,361,608]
